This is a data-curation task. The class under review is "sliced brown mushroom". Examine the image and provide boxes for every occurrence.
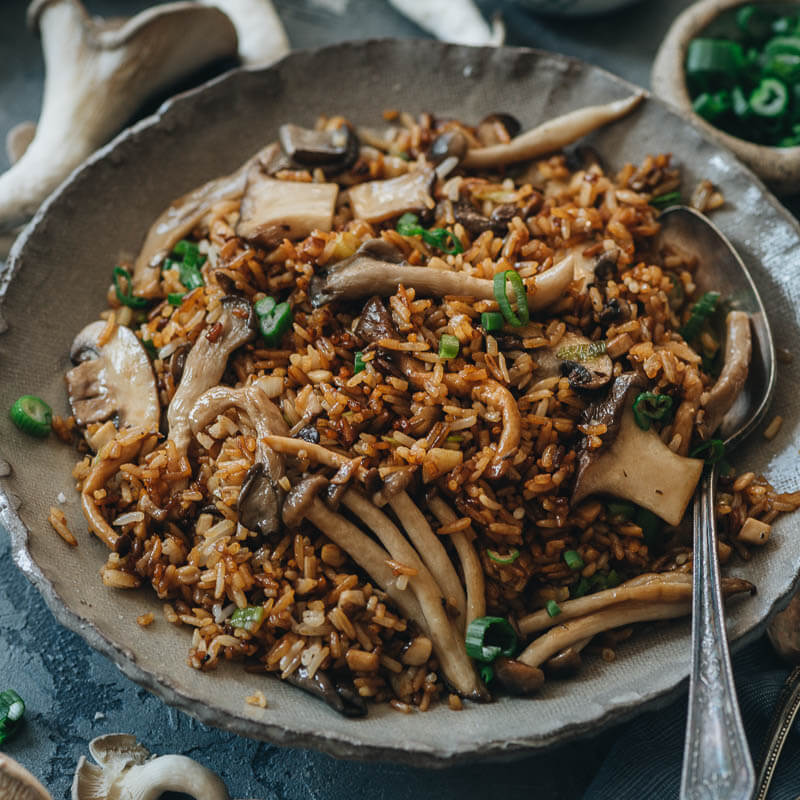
[236,167,338,248]
[544,638,591,676]
[475,113,522,146]
[66,321,159,432]
[571,374,704,526]
[347,167,434,223]
[700,310,752,439]
[0,753,52,800]
[237,462,282,537]
[285,665,367,718]
[565,242,621,290]
[309,238,575,311]
[492,657,545,695]
[517,576,753,669]
[429,129,469,165]
[132,143,281,297]
[278,123,358,175]
[462,94,644,169]
[167,296,256,455]
[531,330,613,391]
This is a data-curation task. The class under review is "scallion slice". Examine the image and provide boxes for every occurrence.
[487,548,520,565]
[439,334,460,359]
[167,293,185,307]
[465,616,518,663]
[632,392,674,431]
[10,395,52,437]
[556,341,607,362]
[0,689,25,745]
[396,212,462,254]
[113,267,148,309]
[259,301,293,347]
[178,261,204,291]
[354,351,366,374]
[636,506,661,548]
[650,190,682,209]
[493,270,529,327]
[230,605,264,632]
[479,664,494,685]
[254,296,277,317]
[545,600,561,618]
[480,311,504,332]
[691,438,726,466]
[563,549,584,570]
[680,291,720,342]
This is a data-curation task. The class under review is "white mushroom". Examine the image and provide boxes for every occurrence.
[205,0,289,67]
[348,167,435,223]
[0,0,238,234]
[5,122,36,165]
[72,733,230,800]
[0,754,52,800]
[387,0,504,46]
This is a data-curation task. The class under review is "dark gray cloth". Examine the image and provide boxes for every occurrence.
[584,638,800,800]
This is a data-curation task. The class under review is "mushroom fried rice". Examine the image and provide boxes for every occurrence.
[60,98,800,714]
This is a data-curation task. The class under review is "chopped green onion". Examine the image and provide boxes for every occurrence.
[178,261,204,291]
[167,292,185,306]
[764,36,800,57]
[254,296,277,318]
[479,664,494,685]
[142,339,157,359]
[691,438,726,466]
[174,239,201,264]
[686,39,744,79]
[259,301,292,347]
[0,690,25,745]
[396,212,422,236]
[446,434,463,443]
[680,291,720,341]
[545,600,561,618]
[607,501,635,520]
[396,212,462,254]
[556,340,607,362]
[112,267,148,309]
[590,573,608,591]
[632,392,674,431]
[750,76,789,117]
[439,334,460,359]
[230,605,264,632]
[354,351,366,374]
[571,576,591,598]
[650,191,682,209]
[480,311,505,332]
[607,569,621,588]
[737,6,775,40]
[493,270,529,327]
[487,548,520,565]
[10,395,52,437]
[563,549,584,571]
[731,85,751,117]
[636,507,660,549]
[465,616,518,663]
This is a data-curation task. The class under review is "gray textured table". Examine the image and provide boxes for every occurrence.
[0,1,706,797]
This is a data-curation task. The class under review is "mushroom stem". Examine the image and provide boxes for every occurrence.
[204,0,289,67]
[260,434,370,482]
[471,380,521,476]
[461,93,644,169]
[517,576,753,669]
[0,0,238,233]
[387,0,504,46]
[427,495,486,627]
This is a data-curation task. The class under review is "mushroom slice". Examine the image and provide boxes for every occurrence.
[571,374,704,525]
[72,732,230,800]
[279,123,358,174]
[167,296,256,455]
[0,753,52,800]
[471,380,521,476]
[462,94,644,169]
[565,242,621,290]
[285,665,367,718]
[348,167,434,224]
[236,168,338,248]
[700,310,752,439]
[544,638,591,676]
[66,321,159,432]
[531,331,613,391]
[309,237,574,310]
[237,462,282,537]
[517,576,753,669]
[133,142,282,297]
[492,657,545,695]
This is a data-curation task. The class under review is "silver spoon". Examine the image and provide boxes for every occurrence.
[657,207,776,800]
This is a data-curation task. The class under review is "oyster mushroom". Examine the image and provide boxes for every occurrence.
[387,0,504,46]
[285,665,367,718]
[532,330,613,391]
[571,373,704,526]
[66,321,159,432]
[348,167,435,224]
[309,238,575,311]
[278,123,359,175]
[461,94,644,169]
[167,296,256,455]
[72,733,230,800]
[492,657,545,695]
[0,0,238,235]
[205,0,289,67]
[5,122,35,165]
[0,754,52,800]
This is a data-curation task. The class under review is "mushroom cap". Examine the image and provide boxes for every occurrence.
[0,754,52,800]
[238,462,282,536]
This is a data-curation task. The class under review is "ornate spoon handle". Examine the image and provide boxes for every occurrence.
[680,466,755,800]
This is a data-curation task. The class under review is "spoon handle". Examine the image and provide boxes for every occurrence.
[680,466,755,800]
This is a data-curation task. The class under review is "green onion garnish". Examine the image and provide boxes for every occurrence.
[636,507,661,548]
[167,293,185,307]
[354,351,366,374]
[607,569,621,588]
[487,548,520,565]
[230,605,264,632]
[607,501,635,520]
[178,261,204,291]
[556,341,607,362]
[650,191,682,209]
[258,301,293,347]
[691,438,726,466]
[686,38,745,79]
[571,576,591,598]
[0,689,25,745]
[142,339,157,359]
[9,395,52,438]
[254,296,277,317]
[750,76,789,117]
[174,239,201,264]
[563,549,584,571]
[545,600,561,618]
[479,664,494,685]
[439,334,460,359]
[465,616,518,663]
[112,267,148,309]
[632,392,674,431]
[680,291,720,342]
[396,212,463,254]
[480,311,505,332]
[493,270,529,327]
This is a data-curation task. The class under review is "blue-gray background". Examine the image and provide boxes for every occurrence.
[3,1,787,798]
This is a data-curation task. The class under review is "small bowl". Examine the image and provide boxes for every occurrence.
[510,0,644,17]
[652,0,800,194]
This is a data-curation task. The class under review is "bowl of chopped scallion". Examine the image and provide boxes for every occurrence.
[653,0,800,193]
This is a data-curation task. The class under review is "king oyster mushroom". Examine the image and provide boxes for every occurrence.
[66,321,159,432]
[0,0,238,236]
[571,373,704,526]
[347,167,435,223]
[72,733,230,800]
[204,0,289,67]
[278,123,359,176]
[0,754,52,800]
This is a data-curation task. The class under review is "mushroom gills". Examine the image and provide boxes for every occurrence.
[66,321,159,432]
[571,373,704,526]
[237,462,282,536]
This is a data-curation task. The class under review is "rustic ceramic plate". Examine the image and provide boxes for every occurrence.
[1,41,799,766]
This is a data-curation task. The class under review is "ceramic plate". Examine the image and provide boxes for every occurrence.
[1,41,799,766]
